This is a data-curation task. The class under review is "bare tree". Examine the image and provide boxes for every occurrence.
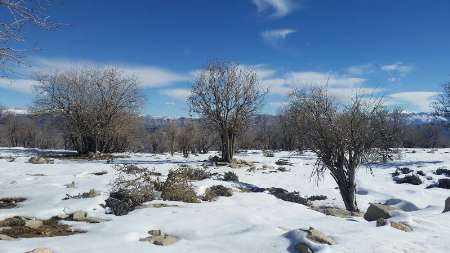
[34,67,143,154]
[287,87,397,212]
[164,121,178,156]
[433,81,450,117]
[188,61,266,162]
[0,0,56,67]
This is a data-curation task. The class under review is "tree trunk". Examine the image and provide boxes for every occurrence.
[221,130,233,163]
[338,181,358,212]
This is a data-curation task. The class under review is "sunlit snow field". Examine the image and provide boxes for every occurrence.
[0,147,449,253]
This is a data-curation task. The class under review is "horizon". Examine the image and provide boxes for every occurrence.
[1,0,450,117]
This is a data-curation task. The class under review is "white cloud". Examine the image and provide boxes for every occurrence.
[258,69,382,102]
[285,71,366,88]
[0,77,39,93]
[388,91,438,112]
[381,63,414,82]
[261,29,296,42]
[29,57,190,88]
[161,88,192,101]
[252,0,299,17]
[347,64,375,75]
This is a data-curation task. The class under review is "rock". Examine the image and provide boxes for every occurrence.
[140,231,177,246]
[303,227,335,245]
[376,218,388,227]
[275,159,293,166]
[148,229,161,236]
[267,188,311,206]
[437,179,450,189]
[312,206,354,218]
[25,248,54,253]
[0,234,15,240]
[296,242,313,253]
[28,157,53,164]
[417,170,426,176]
[0,197,27,209]
[364,203,399,221]
[393,174,422,185]
[435,168,450,177]
[72,210,88,221]
[25,219,43,229]
[307,195,327,202]
[152,234,177,246]
[443,197,450,213]
[390,221,413,232]
[392,167,413,176]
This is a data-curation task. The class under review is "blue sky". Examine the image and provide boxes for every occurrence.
[1,0,450,116]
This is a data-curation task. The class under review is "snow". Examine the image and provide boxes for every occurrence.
[1,148,450,252]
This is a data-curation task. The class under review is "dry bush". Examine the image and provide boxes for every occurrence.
[161,169,198,203]
[106,164,161,215]
[173,166,212,181]
[202,185,232,201]
[223,171,239,182]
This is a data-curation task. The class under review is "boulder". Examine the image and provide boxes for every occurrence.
[390,221,413,232]
[393,174,422,185]
[443,197,450,213]
[25,219,43,229]
[28,157,53,164]
[140,231,177,246]
[152,234,177,246]
[296,243,313,253]
[435,168,450,177]
[72,210,88,221]
[303,227,335,245]
[392,167,413,176]
[364,203,399,221]
[25,248,53,253]
[267,188,311,206]
[438,179,450,189]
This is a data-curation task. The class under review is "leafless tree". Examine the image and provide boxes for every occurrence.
[164,121,178,156]
[433,81,450,117]
[188,61,266,162]
[0,0,57,67]
[34,67,143,154]
[287,87,398,212]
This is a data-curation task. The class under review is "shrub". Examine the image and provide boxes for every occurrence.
[262,150,275,157]
[171,166,211,181]
[105,164,160,215]
[202,185,232,201]
[161,169,198,203]
[223,171,239,182]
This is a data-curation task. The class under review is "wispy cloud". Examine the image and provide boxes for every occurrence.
[160,88,192,101]
[347,64,375,75]
[0,77,39,93]
[388,91,438,112]
[381,62,414,82]
[29,57,190,88]
[261,29,296,43]
[252,0,299,17]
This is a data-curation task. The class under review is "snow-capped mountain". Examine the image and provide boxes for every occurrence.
[403,112,448,125]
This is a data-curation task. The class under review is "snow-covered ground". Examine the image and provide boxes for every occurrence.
[0,147,449,253]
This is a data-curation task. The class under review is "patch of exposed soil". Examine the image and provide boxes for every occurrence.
[0,197,26,209]
[0,217,85,238]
